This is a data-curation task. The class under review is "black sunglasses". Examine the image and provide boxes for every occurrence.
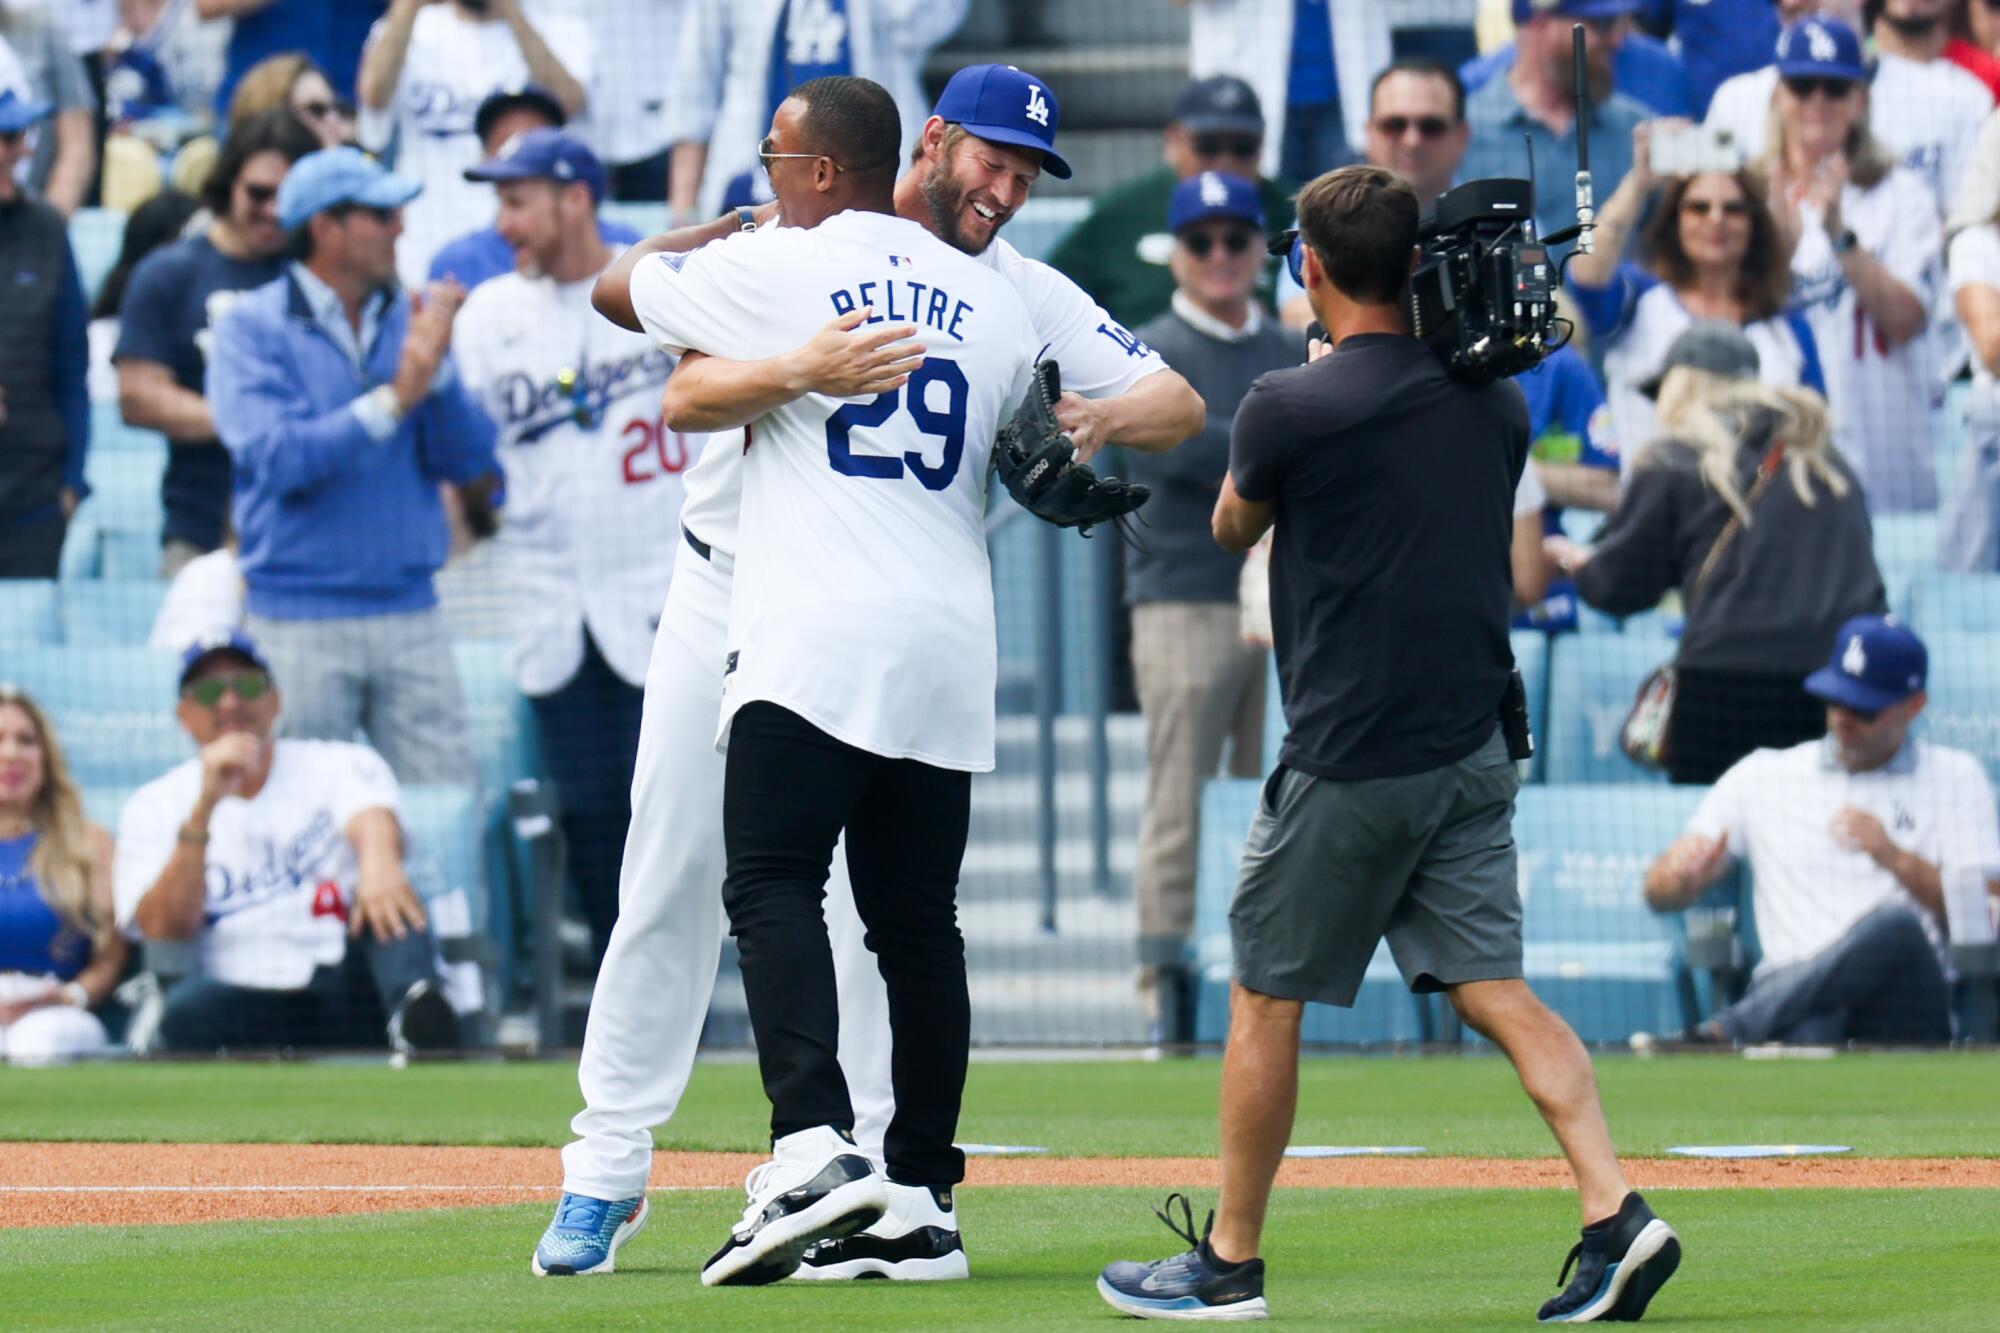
[1183,228,1255,257]
[0,129,24,147]
[1831,701,1882,723]
[1373,115,1452,140]
[297,100,337,120]
[333,202,398,224]
[1680,197,1750,217]
[1782,76,1856,100]
[240,182,278,204]
[182,673,272,708]
[1192,134,1260,159]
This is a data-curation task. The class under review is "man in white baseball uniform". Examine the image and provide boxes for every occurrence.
[532,66,1201,1282]
[453,129,687,963]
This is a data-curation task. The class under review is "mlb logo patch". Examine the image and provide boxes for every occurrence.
[888,254,915,269]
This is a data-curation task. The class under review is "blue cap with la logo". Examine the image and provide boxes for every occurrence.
[931,64,1071,179]
[1168,171,1265,233]
[1804,615,1928,713]
[1775,13,1868,84]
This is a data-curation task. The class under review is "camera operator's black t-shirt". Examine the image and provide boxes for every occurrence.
[1230,333,1529,781]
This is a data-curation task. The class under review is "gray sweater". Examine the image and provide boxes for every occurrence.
[1125,305,1301,604]
[1575,411,1887,674]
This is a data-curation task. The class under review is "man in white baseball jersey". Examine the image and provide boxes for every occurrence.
[632,74,1041,1288]
[531,67,1201,1282]
[452,129,687,963]
[114,631,460,1055]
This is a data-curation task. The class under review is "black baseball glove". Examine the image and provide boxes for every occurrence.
[992,360,1151,537]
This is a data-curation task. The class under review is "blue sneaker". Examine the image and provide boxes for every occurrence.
[1537,1192,1681,1322]
[531,1192,649,1276]
[1097,1194,1268,1321]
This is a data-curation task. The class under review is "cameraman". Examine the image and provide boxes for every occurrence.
[1097,165,1681,1324]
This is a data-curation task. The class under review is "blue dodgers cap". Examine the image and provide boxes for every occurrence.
[1775,13,1868,84]
[0,86,53,133]
[932,63,1071,179]
[1510,0,1642,21]
[1169,171,1265,233]
[179,629,273,689]
[277,146,422,231]
[1804,616,1929,713]
[464,128,607,202]
[1170,75,1263,135]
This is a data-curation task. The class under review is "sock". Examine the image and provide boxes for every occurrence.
[1200,1237,1253,1272]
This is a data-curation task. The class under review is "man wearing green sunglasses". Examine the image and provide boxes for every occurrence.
[113,631,461,1055]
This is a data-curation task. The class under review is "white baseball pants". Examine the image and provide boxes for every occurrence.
[558,541,896,1200]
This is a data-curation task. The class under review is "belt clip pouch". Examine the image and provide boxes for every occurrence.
[1500,666,1534,762]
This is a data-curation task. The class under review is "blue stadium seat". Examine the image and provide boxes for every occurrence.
[453,640,543,798]
[62,580,167,647]
[1906,569,2000,635]
[80,786,134,831]
[80,450,166,530]
[599,202,665,239]
[89,400,170,455]
[1543,634,1675,784]
[401,783,486,919]
[4,645,191,787]
[1917,630,2000,787]
[1512,784,1703,1043]
[98,528,167,581]
[1873,512,1939,598]
[0,580,61,648]
[70,208,126,305]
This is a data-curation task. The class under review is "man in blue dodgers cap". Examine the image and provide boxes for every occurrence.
[203,147,499,787]
[1046,73,1300,330]
[1121,172,1298,1043]
[115,628,462,1056]
[1644,615,2000,1047]
[0,85,90,579]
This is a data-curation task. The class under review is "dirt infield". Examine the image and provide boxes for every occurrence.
[2,1144,1995,1228]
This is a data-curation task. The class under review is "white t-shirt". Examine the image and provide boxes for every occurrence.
[1949,222,2000,389]
[148,547,244,651]
[112,740,402,990]
[1689,738,2000,974]
[631,210,1039,771]
[1706,54,1992,219]
[356,3,596,290]
[453,264,686,695]
[1789,166,1944,512]
[674,231,1173,557]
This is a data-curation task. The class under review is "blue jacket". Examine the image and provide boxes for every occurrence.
[206,269,498,620]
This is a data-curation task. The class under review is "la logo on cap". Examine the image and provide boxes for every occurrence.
[1842,634,1867,677]
[1806,21,1838,63]
[1200,172,1230,206]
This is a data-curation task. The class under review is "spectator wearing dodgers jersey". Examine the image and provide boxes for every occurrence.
[116,632,461,1055]
[1644,616,2000,1045]
[454,130,682,963]
[355,0,594,290]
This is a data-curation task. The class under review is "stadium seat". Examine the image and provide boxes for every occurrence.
[89,400,170,455]
[401,783,486,916]
[599,201,665,239]
[62,580,167,647]
[4,645,191,788]
[80,786,135,831]
[453,640,543,799]
[80,450,166,530]
[1916,630,2000,787]
[1906,569,2000,635]
[1512,784,1703,1043]
[1543,634,1675,784]
[97,527,168,581]
[70,208,127,305]
[0,580,62,648]
[1873,512,1940,598]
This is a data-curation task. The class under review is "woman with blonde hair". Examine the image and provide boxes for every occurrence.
[226,52,354,149]
[1548,323,1887,784]
[0,687,126,1062]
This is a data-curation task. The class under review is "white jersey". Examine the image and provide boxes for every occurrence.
[1950,223,2000,390]
[1706,55,1991,219]
[631,211,1039,770]
[112,740,402,991]
[675,231,1173,557]
[1689,739,2000,974]
[454,264,686,696]
[1790,165,1944,512]
[357,3,597,290]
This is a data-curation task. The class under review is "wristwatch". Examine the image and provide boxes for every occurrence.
[735,206,758,232]
[1830,227,1860,256]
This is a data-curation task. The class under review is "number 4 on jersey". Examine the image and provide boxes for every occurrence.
[826,359,969,491]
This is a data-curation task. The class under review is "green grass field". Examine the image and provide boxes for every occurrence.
[5,1053,1998,1329]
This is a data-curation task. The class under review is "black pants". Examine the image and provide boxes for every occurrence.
[1713,902,1952,1045]
[157,929,439,1052]
[1666,667,1828,785]
[722,701,972,1187]
[528,632,644,965]
[0,510,67,579]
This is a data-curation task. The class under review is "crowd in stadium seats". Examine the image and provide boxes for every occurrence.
[3,0,2000,1057]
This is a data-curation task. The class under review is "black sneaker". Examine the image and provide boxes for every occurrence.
[1537,1192,1682,1323]
[387,980,460,1055]
[1096,1193,1268,1321]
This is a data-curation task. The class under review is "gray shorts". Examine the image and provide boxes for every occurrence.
[1229,730,1523,1007]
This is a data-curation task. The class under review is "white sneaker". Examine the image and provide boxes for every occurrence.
[699,1125,887,1287]
[793,1180,969,1281]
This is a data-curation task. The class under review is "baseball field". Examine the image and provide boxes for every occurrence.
[4,1052,1997,1329]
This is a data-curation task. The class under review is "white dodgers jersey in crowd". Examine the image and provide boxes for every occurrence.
[111,741,402,990]
[454,265,687,696]
[671,231,1172,560]
[357,3,597,290]
[631,210,1041,771]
